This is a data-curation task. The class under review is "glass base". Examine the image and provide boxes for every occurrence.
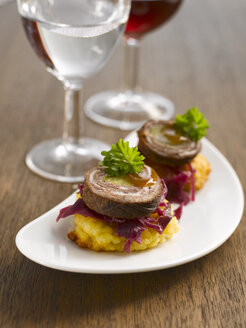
[84,90,175,130]
[25,138,109,183]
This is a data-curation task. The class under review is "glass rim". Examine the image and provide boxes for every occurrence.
[17,0,131,29]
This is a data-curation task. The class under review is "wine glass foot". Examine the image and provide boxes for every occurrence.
[84,90,175,130]
[25,138,109,183]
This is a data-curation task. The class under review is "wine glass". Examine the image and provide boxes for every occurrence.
[84,0,183,131]
[17,0,131,182]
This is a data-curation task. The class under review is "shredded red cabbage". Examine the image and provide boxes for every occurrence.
[116,220,146,253]
[188,163,195,201]
[78,184,84,195]
[163,165,195,206]
[56,184,173,253]
[174,203,184,220]
[160,178,168,202]
[56,197,125,224]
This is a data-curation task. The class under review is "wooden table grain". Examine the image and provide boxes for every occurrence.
[1,0,246,327]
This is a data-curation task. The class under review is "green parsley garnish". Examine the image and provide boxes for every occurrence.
[175,107,209,141]
[99,139,145,177]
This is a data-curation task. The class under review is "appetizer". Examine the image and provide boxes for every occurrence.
[138,107,211,208]
[56,139,179,253]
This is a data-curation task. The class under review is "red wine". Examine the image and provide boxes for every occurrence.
[22,17,54,69]
[125,0,183,39]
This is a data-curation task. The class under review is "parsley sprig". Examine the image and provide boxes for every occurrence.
[175,107,209,141]
[99,139,145,177]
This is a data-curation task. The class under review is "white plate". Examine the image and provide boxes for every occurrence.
[16,134,244,274]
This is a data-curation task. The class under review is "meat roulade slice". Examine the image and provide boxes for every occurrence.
[138,120,201,167]
[82,165,165,219]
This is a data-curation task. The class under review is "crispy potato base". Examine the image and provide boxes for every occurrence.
[191,154,211,190]
[68,213,179,253]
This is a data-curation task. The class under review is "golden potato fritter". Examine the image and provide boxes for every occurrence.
[191,154,211,190]
[68,212,179,253]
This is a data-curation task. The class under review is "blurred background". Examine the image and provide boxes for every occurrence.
[1,0,246,183]
[1,0,246,148]
[0,0,246,144]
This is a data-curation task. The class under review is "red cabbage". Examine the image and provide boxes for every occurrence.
[160,179,168,201]
[139,216,172,234]
[188,163,195,201]
[174,203,184,220]
[164,165,195,206]
[56,197,125,224]
[78,184,84,195]
[165,171,191,204]
[116,220,146,253]
[56,186,173,253]
[155,203,166,216]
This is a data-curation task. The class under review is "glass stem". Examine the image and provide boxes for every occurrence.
[122,37,141,92]
[63,86,82,145]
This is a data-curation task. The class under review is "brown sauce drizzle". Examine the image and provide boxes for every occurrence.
[126,165,158,188]
[151,125,188,146]
[162,127,187,145]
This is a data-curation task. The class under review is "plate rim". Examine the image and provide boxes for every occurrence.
[16,136,244,274]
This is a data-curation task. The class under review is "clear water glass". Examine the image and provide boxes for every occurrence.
[17,0,130,182]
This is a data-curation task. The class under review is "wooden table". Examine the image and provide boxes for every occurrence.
[1,0,245,327]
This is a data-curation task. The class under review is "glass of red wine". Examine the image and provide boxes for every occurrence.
[85,0,183,130]
[17,0,130,182]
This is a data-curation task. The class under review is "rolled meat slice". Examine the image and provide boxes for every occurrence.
[82,165,164,219]
[138,120,201,166]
